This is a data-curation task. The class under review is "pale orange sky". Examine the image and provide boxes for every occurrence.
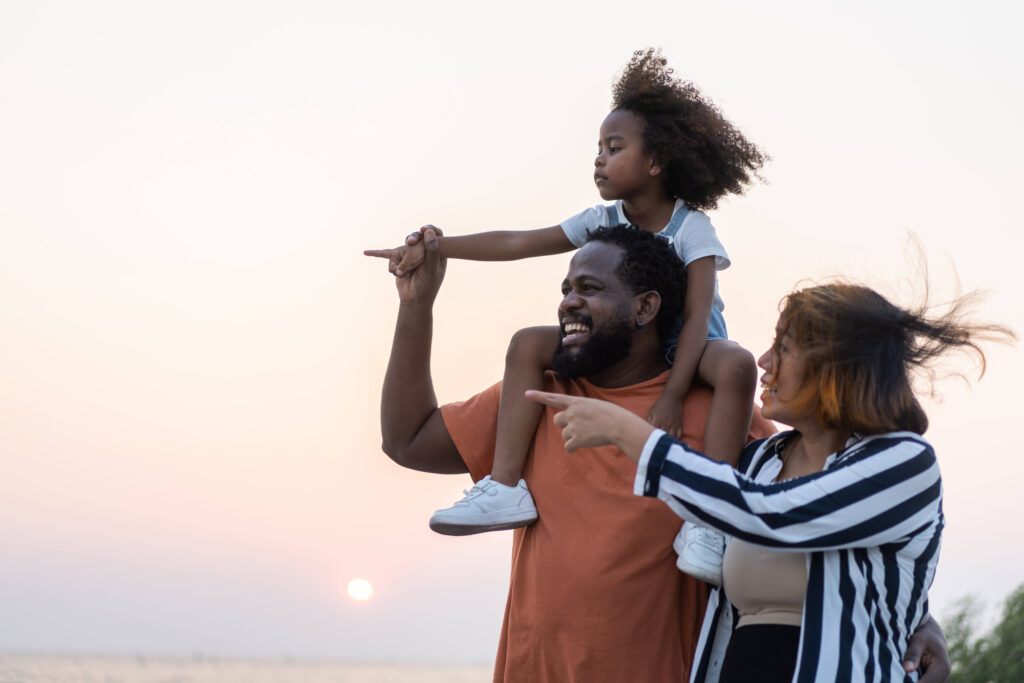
[1,0,1022,663]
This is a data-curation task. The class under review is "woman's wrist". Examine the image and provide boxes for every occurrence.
[614,417,658,463]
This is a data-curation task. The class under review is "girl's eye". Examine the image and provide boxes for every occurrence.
[609,146,621,154]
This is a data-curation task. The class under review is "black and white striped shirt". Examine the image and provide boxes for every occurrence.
[634,429,943,682]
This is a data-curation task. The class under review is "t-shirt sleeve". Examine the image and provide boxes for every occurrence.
[674,210,731,270]
[560,204,610,247]
[439,381,502,482]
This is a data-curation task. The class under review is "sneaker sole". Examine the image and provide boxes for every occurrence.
[675,554,723,586]
[429,513,538,536]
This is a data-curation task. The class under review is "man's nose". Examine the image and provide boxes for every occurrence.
[560,290,582,312]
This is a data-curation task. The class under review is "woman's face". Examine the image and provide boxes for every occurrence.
[757,323,811,426]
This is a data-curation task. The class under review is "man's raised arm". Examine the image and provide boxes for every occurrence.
[379,228,468,474]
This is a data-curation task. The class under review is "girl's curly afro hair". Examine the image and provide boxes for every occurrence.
[612,48,768,211]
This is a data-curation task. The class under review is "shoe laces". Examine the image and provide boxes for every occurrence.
[693,527,725,552]
[455,479,499,505]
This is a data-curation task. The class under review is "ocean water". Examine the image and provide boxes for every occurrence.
[0,655,492,683]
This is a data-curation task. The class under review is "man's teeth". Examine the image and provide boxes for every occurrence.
[564,323,589,334]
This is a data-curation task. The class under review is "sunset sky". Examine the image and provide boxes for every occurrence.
[1,0,1022,664]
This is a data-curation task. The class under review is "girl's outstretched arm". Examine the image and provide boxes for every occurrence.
[365,225,574,276]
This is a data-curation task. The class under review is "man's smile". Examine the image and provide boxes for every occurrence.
[560,320,592,346]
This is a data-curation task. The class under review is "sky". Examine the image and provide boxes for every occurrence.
[1,0,1022,665]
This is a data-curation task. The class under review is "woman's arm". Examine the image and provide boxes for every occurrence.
[636,429,941,551]
[526,390,943,551]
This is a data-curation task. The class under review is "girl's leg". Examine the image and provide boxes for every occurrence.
[675,341,756,583]
[674,340,757,583]
[696,340,757,466]
[429,326,559,535]
[490,326,561,485]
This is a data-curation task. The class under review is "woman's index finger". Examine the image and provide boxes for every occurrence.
[524,390,574,409]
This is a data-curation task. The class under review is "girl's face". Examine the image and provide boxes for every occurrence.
[594,109,660,202]
[757,323,812,427]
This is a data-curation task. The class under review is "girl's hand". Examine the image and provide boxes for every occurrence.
[391,228,446,304]
[525,390,655,461]
[364,226,442,277]
[396,226,440,275]
[647,392,685,440]
[363,243,410,275]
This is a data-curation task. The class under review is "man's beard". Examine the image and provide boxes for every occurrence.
[552,314,634,379]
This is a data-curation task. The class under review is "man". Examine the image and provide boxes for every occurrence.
[377,226,950,682]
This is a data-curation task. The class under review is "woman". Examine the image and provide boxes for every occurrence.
[527,281,1012,682]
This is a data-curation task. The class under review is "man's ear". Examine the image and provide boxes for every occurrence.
[635,291,661,328]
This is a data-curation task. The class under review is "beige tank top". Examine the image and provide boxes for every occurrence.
[722,537,807,627]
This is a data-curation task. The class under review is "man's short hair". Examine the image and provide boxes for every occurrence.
[585,226,686,343]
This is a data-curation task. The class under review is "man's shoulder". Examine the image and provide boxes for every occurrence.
[541,370,680,399]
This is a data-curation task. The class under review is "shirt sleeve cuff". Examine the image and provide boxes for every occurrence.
[633,428,669,498]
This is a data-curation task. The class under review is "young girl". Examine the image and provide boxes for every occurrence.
[366,48,767,585]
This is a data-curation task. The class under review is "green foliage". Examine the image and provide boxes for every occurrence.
[945,584,1024,683]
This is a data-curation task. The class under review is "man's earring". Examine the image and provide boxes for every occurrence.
[636,319,644,328]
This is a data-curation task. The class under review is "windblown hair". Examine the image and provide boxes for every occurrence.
[586,225,685,344]
[775,282,1015,435]
[612,48,767,211]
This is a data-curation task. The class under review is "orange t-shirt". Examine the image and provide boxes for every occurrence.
[441,370,776,683]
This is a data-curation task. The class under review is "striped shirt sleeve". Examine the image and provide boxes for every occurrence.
[634,429,942,551]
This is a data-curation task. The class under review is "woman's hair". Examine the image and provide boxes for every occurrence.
[775,281,1015,435]
[612,48,768,211]
[587,225,686,344]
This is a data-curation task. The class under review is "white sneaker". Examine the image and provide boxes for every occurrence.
[429,476,538,536]
[673,521,725,586]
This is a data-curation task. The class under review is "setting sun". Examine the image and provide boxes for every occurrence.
[347,578,374,602]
